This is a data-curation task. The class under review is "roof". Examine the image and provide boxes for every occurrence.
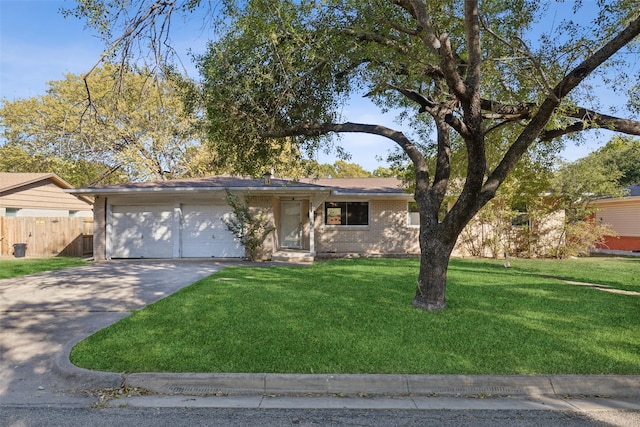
[1,172,94,206]
[81,175,322,190]
[300,177,407,194]
[0,172,74,193]
[593,182,640,205]
[69,175,411,197]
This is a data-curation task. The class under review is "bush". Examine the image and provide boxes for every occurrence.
[223,190,275,261]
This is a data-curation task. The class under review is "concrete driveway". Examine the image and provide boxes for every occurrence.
[0,260,229,406]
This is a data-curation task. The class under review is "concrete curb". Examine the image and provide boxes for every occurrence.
[548,375,640,397]
[52,338,123,391]
[121,372,640,398]
[52,339,640,398]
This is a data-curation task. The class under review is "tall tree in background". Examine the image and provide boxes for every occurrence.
[0,144,128,187]
[311,160,373,178]
[591,136,640,187]
[68,0,640,310]
[0,63,205,183]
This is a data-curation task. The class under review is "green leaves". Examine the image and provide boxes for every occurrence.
[223,189,275,261]
[1,63,204,183]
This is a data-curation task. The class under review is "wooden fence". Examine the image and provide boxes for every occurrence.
[0,217,93,257]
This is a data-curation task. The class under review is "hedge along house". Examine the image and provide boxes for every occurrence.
[69,175,420,262]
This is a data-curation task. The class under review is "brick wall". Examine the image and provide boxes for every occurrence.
[315,200,420,255]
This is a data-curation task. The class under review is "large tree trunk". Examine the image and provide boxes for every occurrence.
[412,226,456,311]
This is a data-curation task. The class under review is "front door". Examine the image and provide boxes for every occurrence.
[281,201,302,248]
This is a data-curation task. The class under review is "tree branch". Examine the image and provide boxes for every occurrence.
[464,0,481,94]
[479,98,640,138]
[480,99,535,116]
[262,121,429,176]
[554,14,640,99]
[479,15,559,101]
[342,29,409,55]
[540,108,640,141]
[444,113,472,139]
[438,35,468,102]
[484,13,640,204]
[388,85,437,112]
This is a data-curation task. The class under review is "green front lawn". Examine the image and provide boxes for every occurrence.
[0,257,87,279]
[71,257,640,375]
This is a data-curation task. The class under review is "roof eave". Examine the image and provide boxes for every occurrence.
[1,173,72,193]
[593,195,640,205]
[66,186,333,196]
[330,191,413,199]
[66,187,413,199]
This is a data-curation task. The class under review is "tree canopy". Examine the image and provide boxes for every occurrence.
[0,63,208,184]
[311,160,372,178]
[589,136,640,187]
[0,144,127,187]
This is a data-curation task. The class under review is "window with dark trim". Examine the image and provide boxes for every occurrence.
[408,202,420,226]
[324,202,369,225]
[511,203,529,227]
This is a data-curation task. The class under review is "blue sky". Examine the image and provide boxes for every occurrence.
[0,0,624,171]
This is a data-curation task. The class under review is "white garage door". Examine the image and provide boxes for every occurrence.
[181,204,244,258]
[110,205,173,258]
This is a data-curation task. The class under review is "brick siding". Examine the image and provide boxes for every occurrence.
[315,200,420,255]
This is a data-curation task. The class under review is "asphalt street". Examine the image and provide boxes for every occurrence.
[2,406,640,427]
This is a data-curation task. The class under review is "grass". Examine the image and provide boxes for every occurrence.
[70,257,640,375]
[0,257,87,279]
[502,256,640,292]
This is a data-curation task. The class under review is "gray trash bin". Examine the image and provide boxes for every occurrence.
[13,243,27,258]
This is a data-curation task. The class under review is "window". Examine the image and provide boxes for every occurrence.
[5,208,19,217]
[511,203,529,227]
[408,202,420,226]
[324,202,369,225]
[69,210,78,217]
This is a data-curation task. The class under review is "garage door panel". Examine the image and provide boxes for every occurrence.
[109,203,243,259]
[181,205,243,258]
[111,206,173,258]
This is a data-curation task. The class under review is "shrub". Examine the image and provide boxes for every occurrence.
[223,190,275,261]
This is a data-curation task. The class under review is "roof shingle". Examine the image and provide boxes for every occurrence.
[73,175,410,196]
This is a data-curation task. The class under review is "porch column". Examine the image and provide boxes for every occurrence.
[309,200,316,256]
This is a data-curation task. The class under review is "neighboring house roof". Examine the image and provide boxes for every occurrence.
[627,183,640,197]
[70,175,412,198]
[0,172,93,206]
[0,172,73,193]
[593,183,640,203]
[591,183,640,212]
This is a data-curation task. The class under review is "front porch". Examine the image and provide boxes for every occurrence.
[273,193,329,264]
[271,249,315,263]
